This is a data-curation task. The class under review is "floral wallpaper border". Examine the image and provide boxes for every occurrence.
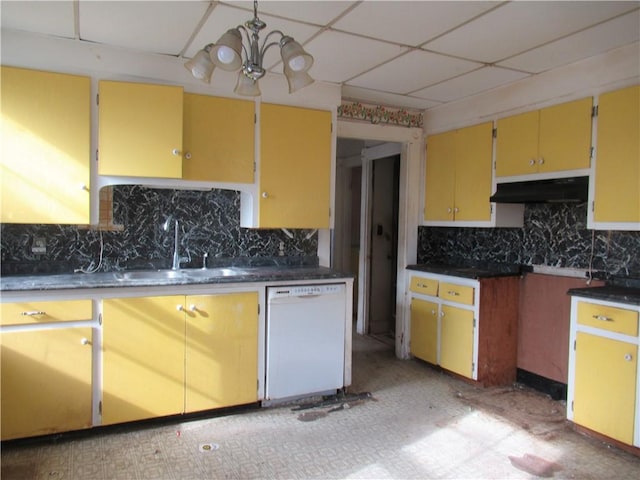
[338,102,423,128]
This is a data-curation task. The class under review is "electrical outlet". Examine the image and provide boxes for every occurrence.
[32,237,47,254]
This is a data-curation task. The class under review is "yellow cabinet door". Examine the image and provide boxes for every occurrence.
[259,104,332,228]
[410,298,438,364]
[424,130,456,221]
[594,85,640,223]
[495,110,539,177]
[573,332,637,444]
[185,293,258,412]
[98,80,183,178]
[1,66,91,224]
[1,327,93,440]
[183,93,254,183]
[102,296,185,425]
[538,97,592,173]
[439,305,474,378]
[454,122,493,221]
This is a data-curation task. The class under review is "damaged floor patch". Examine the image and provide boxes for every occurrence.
[509,453,562,477]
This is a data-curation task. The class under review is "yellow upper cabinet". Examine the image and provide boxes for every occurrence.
[98,80,184,178]
[496,97,592,177]
[424,130,456,222]
[182,93,255,183]
[455,122,493,222]
[1,66,91,224]
[256,103,332,229]
[593,85,640,224]
[425,122,492,223]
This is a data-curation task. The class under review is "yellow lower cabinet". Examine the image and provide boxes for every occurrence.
[439,305,474,378]
[102,296,186,425]
[410,298,438,364]
[573,332,637,444]
[185,293,259,412]
[1,327,93,440]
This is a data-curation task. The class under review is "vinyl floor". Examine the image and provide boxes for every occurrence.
[2,334,639,479]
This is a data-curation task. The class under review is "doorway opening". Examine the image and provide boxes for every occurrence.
[334,139,401,347]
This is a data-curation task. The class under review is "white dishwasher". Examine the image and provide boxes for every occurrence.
[265,283,346,402]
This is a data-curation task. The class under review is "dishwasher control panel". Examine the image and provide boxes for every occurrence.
[268,284,344,298]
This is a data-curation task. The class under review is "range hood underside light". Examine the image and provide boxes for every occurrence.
[490,176,589,204]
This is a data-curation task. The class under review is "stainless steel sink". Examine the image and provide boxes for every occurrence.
[113,270,185,281]
[182,267,240,278]
[113,267,243,281]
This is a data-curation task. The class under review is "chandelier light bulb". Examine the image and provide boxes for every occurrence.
[216,46,236,65]
[288,55,306,72]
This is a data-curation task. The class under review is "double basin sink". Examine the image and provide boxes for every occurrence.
[113,267,245,282]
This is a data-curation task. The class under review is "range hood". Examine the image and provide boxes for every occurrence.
[490,176,589,204]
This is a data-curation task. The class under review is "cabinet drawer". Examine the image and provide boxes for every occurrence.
[409,276,438,296]
[439,282,474,305]
[577,302,638,336]
[1,300,92,326]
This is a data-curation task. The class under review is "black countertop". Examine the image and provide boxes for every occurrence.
[407,263,522,279]
[0,266,353,292]
[567,286,640,306]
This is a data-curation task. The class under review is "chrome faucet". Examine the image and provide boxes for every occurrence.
[163,217,188,270]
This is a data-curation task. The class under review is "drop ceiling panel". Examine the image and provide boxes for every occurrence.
[79,1,209,56]
[342,85,441,110]
[333,1,500,47]
[425,1,638,63]
[303,31,408,83]
[224,0,358,25]
[413,66,530,102]
[498,10,640,74]
[349,50,481,94]
[1,0,75,38]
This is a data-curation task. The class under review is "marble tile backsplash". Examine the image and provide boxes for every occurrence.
[0,186,318,275]
[418,202,640,277]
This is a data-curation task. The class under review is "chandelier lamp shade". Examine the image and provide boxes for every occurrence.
[184,0,314,96]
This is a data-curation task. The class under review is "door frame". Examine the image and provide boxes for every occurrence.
[336,121,423,359]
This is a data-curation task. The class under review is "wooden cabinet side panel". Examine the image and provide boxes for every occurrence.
[1,66,91,224]
[518,274,604,384]
[1,327,93,440]
[477,276,519,386]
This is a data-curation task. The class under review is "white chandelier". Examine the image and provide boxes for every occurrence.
[185,0,314,96]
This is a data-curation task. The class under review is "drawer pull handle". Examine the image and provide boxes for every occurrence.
[20,311,46,316]
[624,353,633,362]
[447,291,460,296]
[417,283,428,288]
[189,304,198,312]
[80,338,91,346]
[592,314,613,322]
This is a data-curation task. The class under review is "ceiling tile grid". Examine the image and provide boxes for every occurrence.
[1,0,638,110]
